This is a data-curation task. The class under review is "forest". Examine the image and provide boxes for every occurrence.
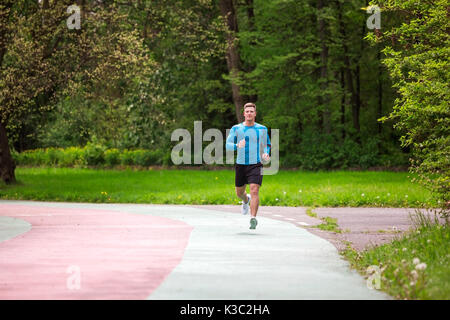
[0,0,448,207]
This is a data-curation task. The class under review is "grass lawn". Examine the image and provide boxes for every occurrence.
[342,220,449,300]
[0,166,439,207]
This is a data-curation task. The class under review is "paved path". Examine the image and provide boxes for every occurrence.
[0,200,390,300]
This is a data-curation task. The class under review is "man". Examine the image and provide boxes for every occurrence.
[226,103,271,230]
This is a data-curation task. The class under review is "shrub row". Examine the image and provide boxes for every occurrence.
[11,143,166,167]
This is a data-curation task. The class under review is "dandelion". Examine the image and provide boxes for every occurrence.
[415,263,427,271]
[410,270,419,280]
[215,177,218,180]
[413,258,420,265]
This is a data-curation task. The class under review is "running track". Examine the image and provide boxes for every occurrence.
[0,200,390,300]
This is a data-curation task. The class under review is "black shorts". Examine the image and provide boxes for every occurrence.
[235,162,263,187]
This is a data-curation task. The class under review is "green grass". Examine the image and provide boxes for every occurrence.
[0,166,439,207]
[306,208,342,233]
[342,218,450,299]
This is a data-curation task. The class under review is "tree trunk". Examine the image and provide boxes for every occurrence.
[0,121,16,184]
[246,0,255,31]
[0,1,16,184]
[340,69,346,140]
[377,49,383,135]
[336,1,359,136]
[317,0,330,134]
[219,0,245,123]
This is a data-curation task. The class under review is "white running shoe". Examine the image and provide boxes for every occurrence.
[242,194,251,215]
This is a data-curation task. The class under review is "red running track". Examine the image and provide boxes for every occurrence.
[0,204,193,299]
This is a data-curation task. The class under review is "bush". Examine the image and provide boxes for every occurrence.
[83,142,106,165]
[104,148,121,166]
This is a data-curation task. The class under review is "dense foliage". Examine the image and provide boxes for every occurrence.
[368,0,449,212]
[1,0,447,207]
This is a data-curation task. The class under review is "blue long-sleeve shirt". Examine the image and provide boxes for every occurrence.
[226,122,271,165]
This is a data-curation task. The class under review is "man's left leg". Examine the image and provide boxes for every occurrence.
[249,183,260,218]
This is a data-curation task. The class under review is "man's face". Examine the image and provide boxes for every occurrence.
[243,107,256,122]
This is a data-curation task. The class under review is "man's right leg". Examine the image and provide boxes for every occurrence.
[235,185,249,203]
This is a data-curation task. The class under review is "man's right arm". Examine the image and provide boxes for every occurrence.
[226,127,237,151]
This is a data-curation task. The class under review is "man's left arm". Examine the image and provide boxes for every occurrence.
[261,127,271,161]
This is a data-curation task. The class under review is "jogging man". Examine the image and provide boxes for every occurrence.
[226,103,271,229]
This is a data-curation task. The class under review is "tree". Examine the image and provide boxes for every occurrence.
[219,0,245,123]
[370,0,450,213]
[0,0,154,184]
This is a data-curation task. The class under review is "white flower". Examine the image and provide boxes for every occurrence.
[392,226,398,231]
[427,239,431,243]
[299,189,302,193]
[283,191,286,195]
[410,270,419,280]
[387,193,391,196]
[275,198,279,201]
[413,258,420,265]
[376,196,380,199]
[415,263,427,271]
[410,281,416,286]
[402,247,407,252]
[405,195,408,198]
[361,193,365,197]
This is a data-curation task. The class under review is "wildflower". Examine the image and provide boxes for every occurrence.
[427,239,431,243]
[361,193,365,197]
[215,177,218,180]
[283,191,286,195]
[410,270,419,280]
[415,263,427,271]
[405,195,408,198]
[275,198,279,201]
[387,193,391,196]
[402,248,407,252]
[413,258,420,265]
[392,226,398,232]
[299,189,302,193]
[409,281,416,286]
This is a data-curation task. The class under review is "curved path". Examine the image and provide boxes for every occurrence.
[0,200,390,300]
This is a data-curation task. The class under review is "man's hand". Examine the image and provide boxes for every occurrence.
[237,139,246,149]
[262,153,270,162]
